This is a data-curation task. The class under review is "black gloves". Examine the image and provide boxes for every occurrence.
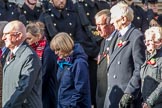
[119,94,134,108]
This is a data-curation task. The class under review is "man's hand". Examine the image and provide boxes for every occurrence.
[119,94,133,108]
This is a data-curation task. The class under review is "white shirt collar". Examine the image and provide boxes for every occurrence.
[106,30,116,41]
[119,23,131,36]
[12,42,23,54]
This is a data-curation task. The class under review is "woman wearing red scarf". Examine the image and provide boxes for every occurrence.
[26,21,47,61]
[26,21,58,108]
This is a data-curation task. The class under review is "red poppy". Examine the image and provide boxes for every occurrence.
[117,40,123,47]
[147,58,156,65]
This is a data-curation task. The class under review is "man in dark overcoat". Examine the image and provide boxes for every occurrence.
[104,1,146,108]
[94,9,115,108]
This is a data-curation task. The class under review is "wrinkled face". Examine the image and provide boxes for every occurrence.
[96,15,114,38]
[26,32,39,45]
[52,0,67,10]
[2,28,19,50]
[110,13,123,31]
[145,34,155,54]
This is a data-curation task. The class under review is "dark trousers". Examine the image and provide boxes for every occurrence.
[88,58,97,108]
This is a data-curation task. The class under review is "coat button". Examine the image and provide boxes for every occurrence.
[137,17,140,20]
[86,12,90,16]
[117,61,121,64]
[113,75,117,79]
[24,11,26,14]
[51,14,54,17]
[108,86,110,90]
[11,12,14,15]
[69,22,72,26]
[107,73,109,77]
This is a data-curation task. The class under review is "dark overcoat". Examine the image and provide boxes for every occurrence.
[104,24,146,108]
[96,32,116,108]
[42,44,58,108]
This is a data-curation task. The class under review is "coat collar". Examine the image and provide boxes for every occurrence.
[3,41,28,69]
[108,25,136,68]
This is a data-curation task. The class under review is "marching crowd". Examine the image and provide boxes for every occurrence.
[0,0,162,108]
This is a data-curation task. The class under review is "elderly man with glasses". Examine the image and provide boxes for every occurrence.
[2,20,42,108]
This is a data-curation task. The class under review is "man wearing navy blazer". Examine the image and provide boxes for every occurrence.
[2,20,42,108]
[104,1,146,108]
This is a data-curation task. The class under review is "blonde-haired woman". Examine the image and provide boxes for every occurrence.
[50,32,91,108]
[141,27,162,108]
[26,21,58,108]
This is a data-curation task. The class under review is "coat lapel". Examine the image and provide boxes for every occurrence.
[108,25,136,69]
[3,42,28,71]
[109,30,118,55]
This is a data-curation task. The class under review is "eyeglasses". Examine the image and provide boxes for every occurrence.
[3,32,19,37]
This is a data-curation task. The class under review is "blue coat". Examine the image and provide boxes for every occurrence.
[57,44,91,108]
[42,44,58,108]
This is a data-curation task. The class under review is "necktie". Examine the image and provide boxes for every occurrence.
[10,52,14,60]
[115,33,122,49]
[7,52,14,63]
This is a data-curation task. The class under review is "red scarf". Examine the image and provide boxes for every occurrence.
[30,38,47,61]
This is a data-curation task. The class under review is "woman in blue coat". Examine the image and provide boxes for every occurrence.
[50,32,91,108]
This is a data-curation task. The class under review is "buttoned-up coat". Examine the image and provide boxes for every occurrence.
[2,42,42,108]
[104,24,146,108]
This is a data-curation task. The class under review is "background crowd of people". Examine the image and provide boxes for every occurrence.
[0,0,162,108]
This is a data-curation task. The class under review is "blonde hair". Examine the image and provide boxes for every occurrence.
[110,1,134,22]
[26,21,45,37]
[50,32,74,54]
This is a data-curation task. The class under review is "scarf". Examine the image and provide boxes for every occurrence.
[30,38,47,61]
[57,56,72,69]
